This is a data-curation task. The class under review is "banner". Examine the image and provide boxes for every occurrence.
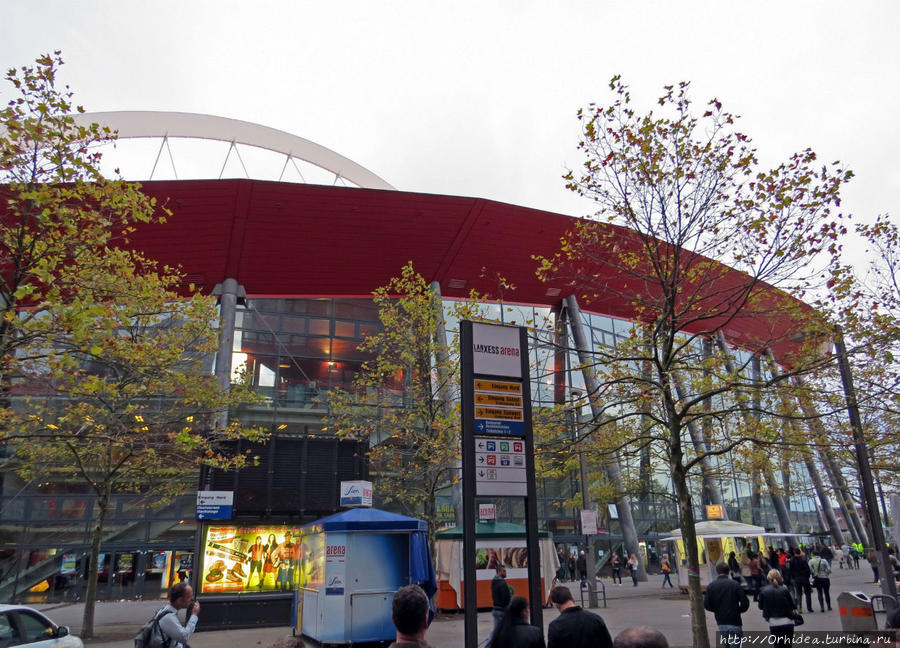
[199,524,324,594]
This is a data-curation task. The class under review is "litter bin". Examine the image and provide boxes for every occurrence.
[838,591,878,631]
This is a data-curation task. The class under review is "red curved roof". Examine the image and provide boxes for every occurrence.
[9,178,810,353]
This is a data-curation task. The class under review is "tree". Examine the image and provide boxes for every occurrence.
[326,263,483,554]
[0,53,161,408]
[1,53,264,637]
[536,78,851,646]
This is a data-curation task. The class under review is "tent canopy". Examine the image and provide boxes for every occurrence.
[300,507,428,534]
[663,520,766,540]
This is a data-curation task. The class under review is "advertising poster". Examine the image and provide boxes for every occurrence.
[199,524,324,595]
[473,539,532,581]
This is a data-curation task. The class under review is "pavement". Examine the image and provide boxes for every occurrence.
[29,564,895,648]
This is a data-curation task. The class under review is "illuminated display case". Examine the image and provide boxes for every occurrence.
[198,523,324,595]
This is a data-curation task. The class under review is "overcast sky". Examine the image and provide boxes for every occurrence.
[3,1,898,250]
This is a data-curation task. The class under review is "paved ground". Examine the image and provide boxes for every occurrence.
[30,563,893,648]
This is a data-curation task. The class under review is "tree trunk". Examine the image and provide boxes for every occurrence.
[81,489,109,640]
[671,435,710,648]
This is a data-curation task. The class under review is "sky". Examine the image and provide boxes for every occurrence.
[3,1,899,253]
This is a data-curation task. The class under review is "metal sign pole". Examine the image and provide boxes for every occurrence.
[460,321,478,648]
[461,321,541,642]
[520,326,543,628]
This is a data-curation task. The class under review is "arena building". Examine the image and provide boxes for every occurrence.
[0,113,825,606]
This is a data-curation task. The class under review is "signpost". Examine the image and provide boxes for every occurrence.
[195,491,234,520]
[461,321,541,647]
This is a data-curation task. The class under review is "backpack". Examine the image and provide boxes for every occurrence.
[134,608,174,648]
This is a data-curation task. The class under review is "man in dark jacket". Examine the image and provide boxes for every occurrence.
[547,585,613,648]
[576,550,587,586]
[488,565,511,647]
[703,562,750,640]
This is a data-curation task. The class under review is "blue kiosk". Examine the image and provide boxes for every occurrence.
[293,508,436,645]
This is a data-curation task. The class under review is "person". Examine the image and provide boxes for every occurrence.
[610,552,622,585]
[248,535,265,587]
[867,549,879,583]
[556,546,568,582]
[547,585,613,648]
[576,550,587,586]
[490,565,512,646]
[627,554,639,587]
[613,626,669,648]
[389,584,432,648]
[727,551,741,581]
[787,547,813,613]
[834,545,845,569]
[748,551,762,601]
[567,554,577,583]
[808,549,832,612]
[758,569,796,644]
[703,562,750,641]
[157,581,199,648]
[660,554,673,589]
[490,596,545,648]
[276,531,297,591]
[849,544,860,569]
[263,532,278,587]
[819,544,833,565]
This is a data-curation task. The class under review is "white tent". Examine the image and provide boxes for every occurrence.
[662,520,766,541]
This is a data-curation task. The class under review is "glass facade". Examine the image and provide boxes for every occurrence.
[0,295,825,602]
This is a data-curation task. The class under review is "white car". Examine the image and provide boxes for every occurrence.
[0,605,83,648]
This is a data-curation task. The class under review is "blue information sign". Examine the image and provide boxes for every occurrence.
[474,418,525,437]
[195,491,234,520]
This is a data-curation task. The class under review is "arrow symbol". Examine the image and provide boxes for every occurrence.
[478,456,485,464]
[478,470,485,477]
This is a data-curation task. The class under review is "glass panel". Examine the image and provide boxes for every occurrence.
[308,318,330,336]
[334,320,355,338]
[0,612,22,647]
[17,612,53,643]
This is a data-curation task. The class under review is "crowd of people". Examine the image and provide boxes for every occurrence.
[705,542,900,644]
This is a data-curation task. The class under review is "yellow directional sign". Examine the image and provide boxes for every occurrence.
[475,406,523,421]
[475,393,523,407]
[474,379,522,394]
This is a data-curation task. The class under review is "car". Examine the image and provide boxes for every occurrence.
[0,604,83,648]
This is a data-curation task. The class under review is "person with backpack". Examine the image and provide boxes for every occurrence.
[660,554,674,589]
[157,581,200,648]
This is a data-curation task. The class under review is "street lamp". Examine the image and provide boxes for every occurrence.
[572,391,598,607]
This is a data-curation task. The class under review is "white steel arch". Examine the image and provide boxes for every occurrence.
[71,111,396,190]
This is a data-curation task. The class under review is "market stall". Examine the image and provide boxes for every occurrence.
[294,508,436,645]
[434,522,558,610]
[662,520,803,591]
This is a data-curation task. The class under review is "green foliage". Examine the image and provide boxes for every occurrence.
[1,53,264,638]
[537,77,853,648]
[326,263,486,550]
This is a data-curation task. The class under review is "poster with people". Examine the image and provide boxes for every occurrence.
[199,524,324,594]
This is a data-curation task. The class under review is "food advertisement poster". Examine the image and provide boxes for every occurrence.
[200,524,324,594]
[474,540,531,580]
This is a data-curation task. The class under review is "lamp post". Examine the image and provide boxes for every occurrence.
[572,391,598,607]
[833,327,897,598]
